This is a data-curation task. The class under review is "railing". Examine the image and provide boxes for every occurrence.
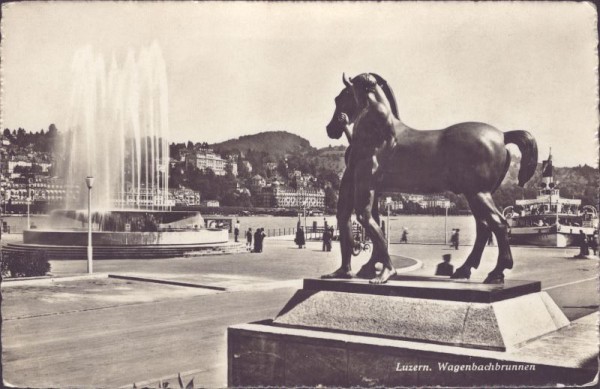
[262,225,363,241]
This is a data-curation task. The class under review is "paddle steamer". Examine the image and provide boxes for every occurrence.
[503,152,598,247]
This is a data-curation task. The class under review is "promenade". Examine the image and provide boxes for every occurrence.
[2,238,597,388]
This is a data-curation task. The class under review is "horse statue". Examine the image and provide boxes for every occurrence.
[322,73,538,284]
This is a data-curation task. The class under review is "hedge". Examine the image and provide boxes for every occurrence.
[1,250,50,278]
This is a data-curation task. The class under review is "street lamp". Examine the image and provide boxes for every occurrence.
[444,201,449,244]
[85,176,94,274]
[27,178,32,229]
[385,197,392,250]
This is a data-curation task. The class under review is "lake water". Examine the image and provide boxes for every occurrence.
[234,214,477,245]
[2,214,477,245]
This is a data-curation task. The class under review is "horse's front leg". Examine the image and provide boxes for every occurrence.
[321,169,355,279]
[354,161,396,284]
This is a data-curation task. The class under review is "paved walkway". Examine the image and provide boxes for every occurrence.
[1,240,597,388]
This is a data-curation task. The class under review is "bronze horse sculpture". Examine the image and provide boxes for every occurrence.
[323,73,538,284]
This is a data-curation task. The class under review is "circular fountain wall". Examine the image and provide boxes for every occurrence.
[8,210,229,259]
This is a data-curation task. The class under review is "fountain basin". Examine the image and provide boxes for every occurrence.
[5,209,234,260]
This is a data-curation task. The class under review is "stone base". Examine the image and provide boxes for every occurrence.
[273,278,569,351]
[228,314,598,387]
[228,277,598,386]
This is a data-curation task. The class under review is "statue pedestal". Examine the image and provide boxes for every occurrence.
[228,277,598,387]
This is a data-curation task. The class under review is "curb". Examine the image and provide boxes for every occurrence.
[1,273,108,287]
[395,256,424,274]
[107,274,227,291]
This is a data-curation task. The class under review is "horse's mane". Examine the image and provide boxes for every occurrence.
[369,73,400,120]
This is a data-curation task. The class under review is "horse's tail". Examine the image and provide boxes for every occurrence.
[504,130,538,187]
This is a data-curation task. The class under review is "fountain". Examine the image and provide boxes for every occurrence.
[5,43,232,260]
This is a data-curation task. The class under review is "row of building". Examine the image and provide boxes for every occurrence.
[377,193,454,212]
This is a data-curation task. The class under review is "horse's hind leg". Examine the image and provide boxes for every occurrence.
[451,204,490,279]
[467,192,513,284]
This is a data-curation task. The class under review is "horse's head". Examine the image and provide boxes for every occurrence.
[326,73,400,140]
[326,73,358,139]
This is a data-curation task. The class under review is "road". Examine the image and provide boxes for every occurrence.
[2,240,598,388]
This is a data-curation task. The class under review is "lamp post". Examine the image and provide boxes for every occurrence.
[85,176,94,274]
[385,197,392,250]
[444,201,449,244]
[27,178,32,229]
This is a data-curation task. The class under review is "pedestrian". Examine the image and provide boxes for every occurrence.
[234,219,240,242]
[259,228,266,252]
[327,226,334,251]
[589,232,598,256]
[401,227,408,243]
[435,254,454,276]
[450,229,460,249]
[246,228,253,251]
[322,219,329,251]
[295,227,306,249]
[576,230,589,258]
[253,228,261,253]
[454,229,460,250]
[323,226,332,252]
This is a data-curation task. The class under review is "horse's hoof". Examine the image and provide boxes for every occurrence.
[450,268,471,280]
[483,273,504,284]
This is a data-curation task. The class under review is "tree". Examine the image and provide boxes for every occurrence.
[237,157,251,179]
[324,186,338,211]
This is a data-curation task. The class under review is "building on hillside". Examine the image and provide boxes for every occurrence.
[399,192,454,209]
[185,149,237,176]
[250,174,267,189]
[170,188,201,206]
[378,197,404,212]
[265,162,278,172]
[256,185,325,209]
[2,176,79,205]
[116,186,175,208]
[422,195,452,209]
[402,193,424,203]
[242,160,252,174]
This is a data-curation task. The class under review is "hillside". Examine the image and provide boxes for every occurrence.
[211,131,315,158]
[312,145,347,173]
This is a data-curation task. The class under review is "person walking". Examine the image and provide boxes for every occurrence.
[258,228,266,252]
[450,229,460,250]
[295,227,306,249]
[576,230,589,258]
[246,228,253,251]
[322,219,329,251]
[253,228,261,253]
[401,227,408,243]
[589,232,598,256]
[234,219,240,242]
[323,226,332,252]
[454,229,460,250]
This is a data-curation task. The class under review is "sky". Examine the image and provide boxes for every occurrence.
[1,1,598,167]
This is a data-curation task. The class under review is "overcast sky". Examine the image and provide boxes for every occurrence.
[1,1,598,167]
